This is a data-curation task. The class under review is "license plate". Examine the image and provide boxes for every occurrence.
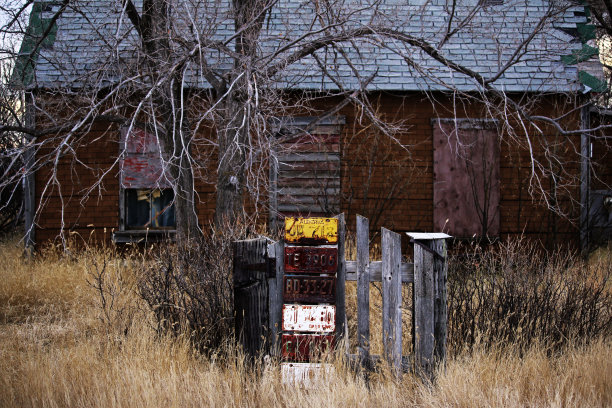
[284,246,338,274]
[281,334,336,361]
[282,304,335,333]
[283,276,336,303]
[285,217,338,244]
[281,363,335,387]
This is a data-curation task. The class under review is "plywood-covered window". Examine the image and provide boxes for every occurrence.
[115,127,175,242]
[433,119,500,238]
[269,117,344,229]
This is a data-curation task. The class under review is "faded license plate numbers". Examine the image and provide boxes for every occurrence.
[282,304,335,333]
[285,217,338,244]
[281,334,336,362]
[284,246,337,274]
[284,276,336,303]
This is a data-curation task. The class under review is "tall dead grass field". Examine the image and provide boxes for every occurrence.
[1,236,610,407]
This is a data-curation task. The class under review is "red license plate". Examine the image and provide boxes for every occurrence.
[281,334,336,362]
[284,246,338,274]
[283,276,336,303]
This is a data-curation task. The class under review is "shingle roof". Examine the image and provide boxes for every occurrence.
[26,0,586,93]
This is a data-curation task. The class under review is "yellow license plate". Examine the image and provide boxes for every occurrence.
[285,217,338,244]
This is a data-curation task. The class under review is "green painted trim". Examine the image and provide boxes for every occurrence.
[10,2,60,87]
[578,70,608,93]
[562,44,599,66]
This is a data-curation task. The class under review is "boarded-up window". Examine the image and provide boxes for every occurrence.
[269,117,344,229]
[433,119,500,238]
[118,127,175,235]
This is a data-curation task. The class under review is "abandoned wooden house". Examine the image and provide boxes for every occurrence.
[10,0,612,250]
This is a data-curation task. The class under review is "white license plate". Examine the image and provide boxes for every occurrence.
[281,363,335,387]
[282,304,335,333]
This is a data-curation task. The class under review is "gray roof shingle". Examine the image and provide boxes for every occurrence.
[29,0,587,93]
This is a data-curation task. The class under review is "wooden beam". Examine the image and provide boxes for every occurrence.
[268,240,284,356]
[335,213,348,352]
[356,215,370,364]
[382,228,402,377]
[413,240,435,381]
[345,261,414,283]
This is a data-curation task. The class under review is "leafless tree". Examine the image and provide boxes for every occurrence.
[0,0,609,245]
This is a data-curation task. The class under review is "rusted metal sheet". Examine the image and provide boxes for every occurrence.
[285,217,338,244]
[284,246,338,274]
[280,363,335,387]
[120,127,172,188]
[281,334,336,362]
[121,127,160,154]
[121,155,172,189]
[283,276,336,303]
[282,304,335,333]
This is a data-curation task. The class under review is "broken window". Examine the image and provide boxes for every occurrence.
[125,188,175,229]
[115,126,175,242]
[432,118,500,238]
[269,116,344,230]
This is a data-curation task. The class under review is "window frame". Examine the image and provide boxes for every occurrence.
[114,126,176,243]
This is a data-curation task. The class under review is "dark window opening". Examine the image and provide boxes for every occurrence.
[125,188,175,229]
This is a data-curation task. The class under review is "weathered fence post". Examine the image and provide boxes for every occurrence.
[335,213,348,351]
[409,232,450,381]
[382,227,402,376]
[432,238,448,364]
[233,238,272,357]
[356,215,370,365]
[268,240,284,356]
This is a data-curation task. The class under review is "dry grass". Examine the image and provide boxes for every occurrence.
[1,235,611,407]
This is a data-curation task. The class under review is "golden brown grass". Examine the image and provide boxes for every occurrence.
[1,236,611,407]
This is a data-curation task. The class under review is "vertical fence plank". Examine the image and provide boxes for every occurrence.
[356,215,370,364]
[335,213,348,351]
[413,241,435,380]
[382,228,402,375]
[268,240,284,356]
[432,239,447,364]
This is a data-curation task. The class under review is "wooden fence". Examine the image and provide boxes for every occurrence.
[233,214,449,379]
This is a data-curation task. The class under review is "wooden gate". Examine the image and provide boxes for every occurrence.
[233,214,450,379]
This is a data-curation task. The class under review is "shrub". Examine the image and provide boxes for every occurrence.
[447,239,612,354]
[137,222,255,353]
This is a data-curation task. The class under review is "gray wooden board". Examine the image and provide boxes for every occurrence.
[277,204,340,213]
[346,261,414,283]
[278,187,341,196]
[356,215,370,362]
[382,228,402,376]
[335,213,348,352]
[268,241,284,356]
[277,195,340,205]
[278,153,340,162]
[432,239,448,364]
[413,242,435,380]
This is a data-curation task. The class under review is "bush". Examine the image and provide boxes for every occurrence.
[137,223,255,353]
[447,239,612,354]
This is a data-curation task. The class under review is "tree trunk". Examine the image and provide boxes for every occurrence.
[215,91,248,226]
[160,78,200,241]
